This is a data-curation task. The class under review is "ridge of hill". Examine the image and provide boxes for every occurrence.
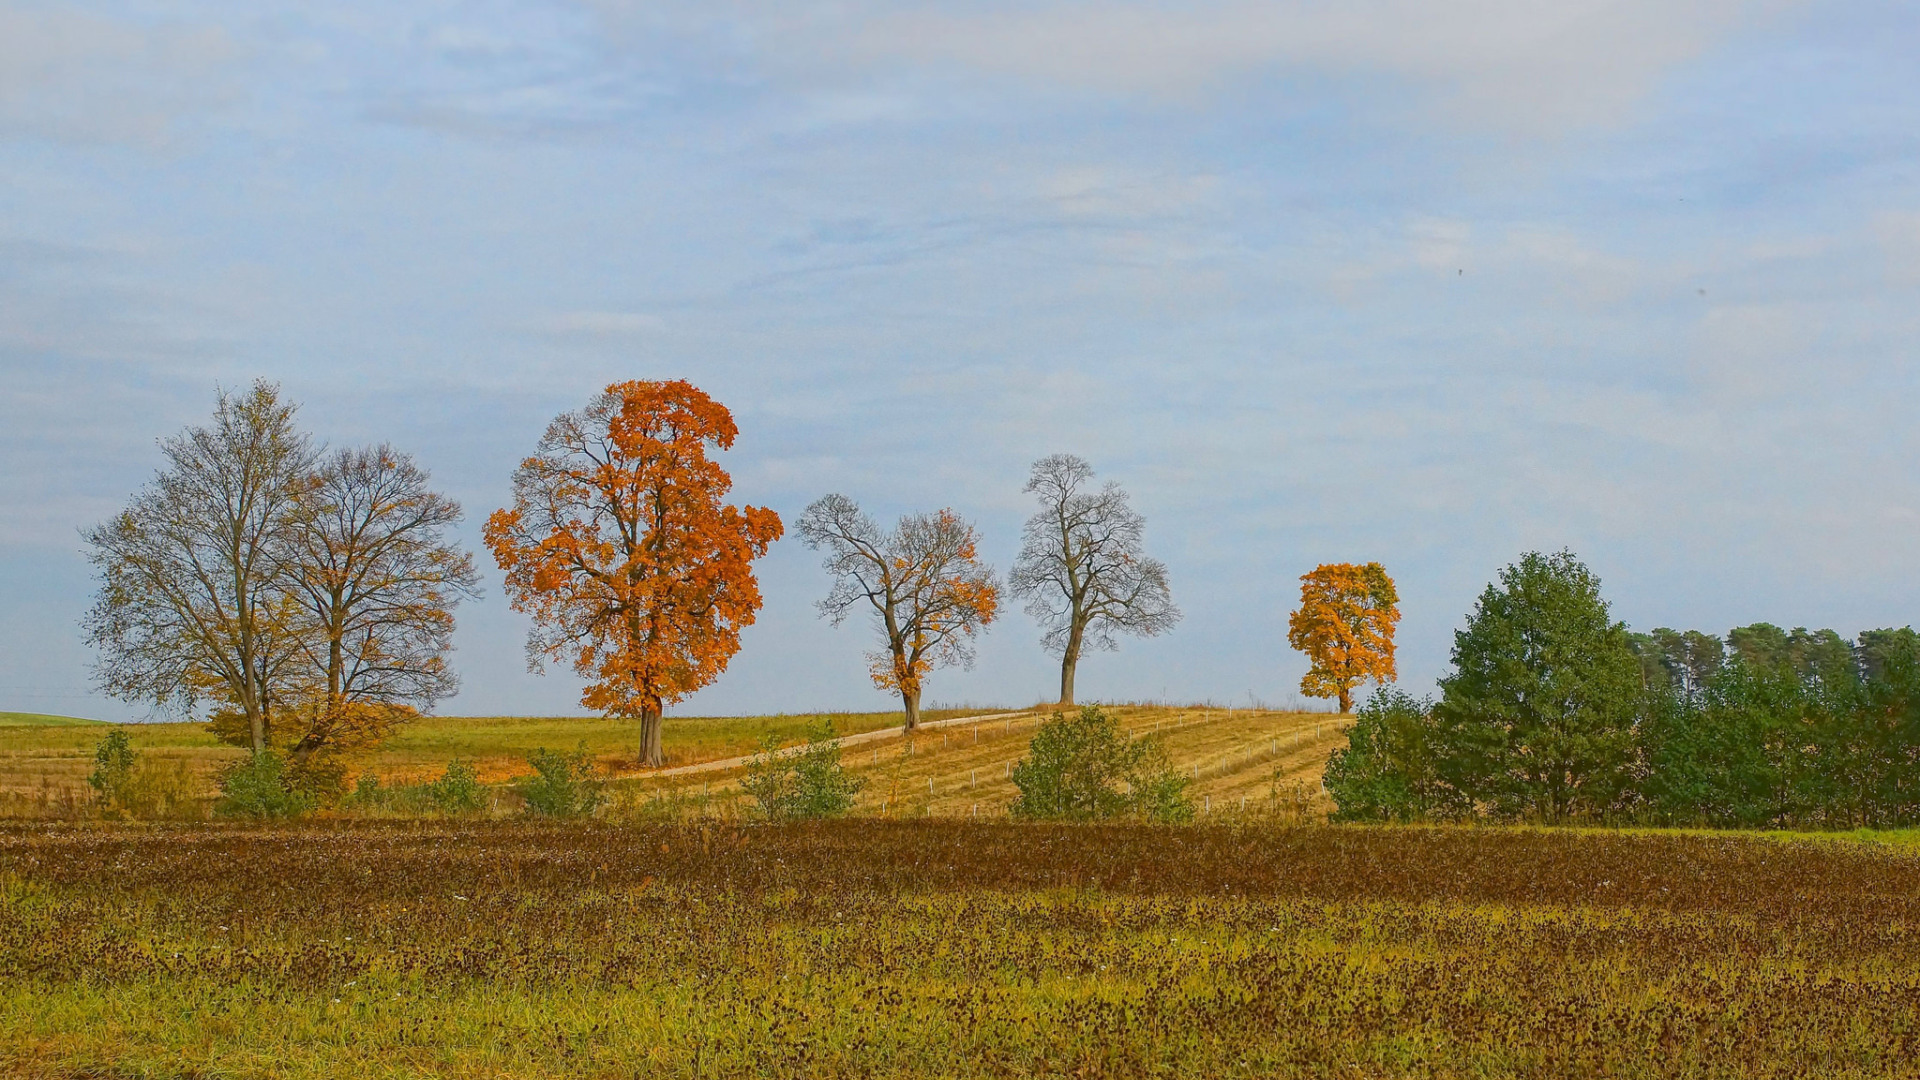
[0,712,103,727]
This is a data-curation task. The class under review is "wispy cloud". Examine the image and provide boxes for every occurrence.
[529,310,667,339]
[0,2,239,145]
[581,0,1803,132]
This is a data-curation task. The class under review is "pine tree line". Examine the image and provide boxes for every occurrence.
[1327,551,1920,828]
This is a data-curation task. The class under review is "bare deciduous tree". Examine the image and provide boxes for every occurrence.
[82,382,316,752]
[1009,454,1179,706]
[276,445,480,766]
[798,495,1000,731]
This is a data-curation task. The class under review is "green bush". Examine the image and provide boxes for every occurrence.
[85,728,205,819]
[740,719,865,821]
[426,760,489,813]
[1324,689,1452,822]
[87,728,138,815]
[344,760,491,815]
[215,751,317,820]
[518,746,606,819]
[1010,705,1193,823]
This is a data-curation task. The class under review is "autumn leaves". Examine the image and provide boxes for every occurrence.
[88,377,1399,776]
[487,382,1198,751]
[1288,563,1401,713]
[484,381,782,768]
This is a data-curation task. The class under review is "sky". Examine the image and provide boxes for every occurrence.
[3,0,1919,722]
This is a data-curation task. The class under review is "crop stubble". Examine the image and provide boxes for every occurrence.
[3,822,1917,1078]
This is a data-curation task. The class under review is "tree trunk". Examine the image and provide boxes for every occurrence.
[1060,620,1086,707]
[640,708,664,769]
[1337,686,1352,714]
[901,688,921,731]
[243,679,267,753]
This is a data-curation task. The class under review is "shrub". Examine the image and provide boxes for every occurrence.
[215,751,317,820]
[518,746,606,819]
[1323,688,1452,822]
[87,728,138,815]
[426,760,489,814]
[87,729,206,819]
[740,719,865,821]
[1010,705,1193,823]
[344,760,491,815]
[284,753,349,802]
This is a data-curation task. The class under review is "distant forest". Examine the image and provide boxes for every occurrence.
[1328,551,1920,829]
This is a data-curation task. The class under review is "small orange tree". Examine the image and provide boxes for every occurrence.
[484,380,782,767]
[1287,562,1400,713]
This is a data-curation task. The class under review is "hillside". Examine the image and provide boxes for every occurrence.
[0,705,1345,818]
[0,712,103,727]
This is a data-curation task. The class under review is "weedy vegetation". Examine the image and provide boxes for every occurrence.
[3,821,1919,1078]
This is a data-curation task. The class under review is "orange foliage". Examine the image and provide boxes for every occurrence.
[1287,562,1401,713]
[483,380,782,766]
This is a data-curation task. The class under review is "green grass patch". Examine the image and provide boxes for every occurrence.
[0,712,102,727]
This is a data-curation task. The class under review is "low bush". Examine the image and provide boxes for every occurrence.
[517,746,605,819]
[344,760,491,815]
[214,752,317,820]
[740,719,865,821]
[85,729,137,815]
[1010,705,1193,823]
[86,729,206,819]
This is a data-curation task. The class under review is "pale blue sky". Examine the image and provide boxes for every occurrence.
[4,0,1918,720]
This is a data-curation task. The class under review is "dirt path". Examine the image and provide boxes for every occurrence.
[645,711,1036,779]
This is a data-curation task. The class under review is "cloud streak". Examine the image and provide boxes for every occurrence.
[0,2,238,145]
[583,0,1803,131]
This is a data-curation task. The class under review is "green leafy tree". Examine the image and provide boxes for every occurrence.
[740,720,865,821]
[1857,627,1920,684]
[1323,689,1457,822]
[1009,705,1193,823]
[1640,662,1800,827]
[1431,551,1644,822]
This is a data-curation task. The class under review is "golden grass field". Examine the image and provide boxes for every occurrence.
[0,705,1347,820]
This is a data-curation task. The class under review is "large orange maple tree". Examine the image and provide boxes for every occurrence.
[484,380,782,767]
[1286,562,1400,713]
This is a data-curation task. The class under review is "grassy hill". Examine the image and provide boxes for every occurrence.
[0,705,1344,818]
[0,711,103,727]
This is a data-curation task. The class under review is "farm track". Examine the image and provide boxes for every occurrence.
[644,710,1035,778]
